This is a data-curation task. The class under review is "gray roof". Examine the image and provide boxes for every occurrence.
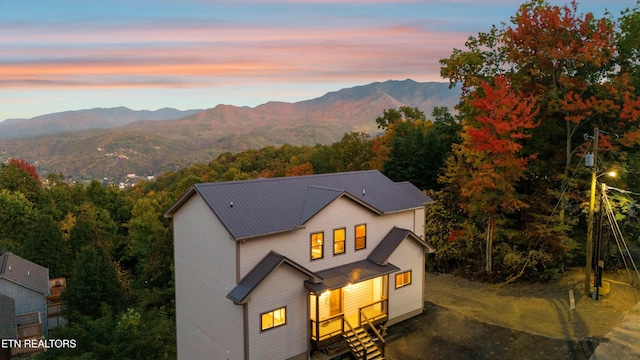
[0,294,16,339]
[368,227,436,266]
[304,260,400,294]
[227,253,405,302]
[0,252,49,295]
[227,251,320,304]
[165,170,433,240]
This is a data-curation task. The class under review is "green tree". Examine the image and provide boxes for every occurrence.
[330,132,375,172]
[21,213,70,277]
[62,244,126,321]
[0,190,35,254]
[126,198,172,288]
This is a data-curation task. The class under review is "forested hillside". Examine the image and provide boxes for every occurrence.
[0,1,638,358]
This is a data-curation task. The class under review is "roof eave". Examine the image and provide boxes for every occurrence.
[163,186,198,218]
[234,226,305,242]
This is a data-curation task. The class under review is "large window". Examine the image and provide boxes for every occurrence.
[261,307,286,331]
[395,271,411,288]
[333,228,345,255]
[311,232,324,260]
[355,224,366,250]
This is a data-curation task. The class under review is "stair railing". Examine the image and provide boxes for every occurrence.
[360,310,385,358]
[343,318,367,359]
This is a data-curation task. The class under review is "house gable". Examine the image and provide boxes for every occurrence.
[368,227,435,266]
[227,251,320,304]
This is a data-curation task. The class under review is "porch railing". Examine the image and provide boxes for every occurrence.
[16,311,42,339]
[357,298,388,325]
[311,298,389,345]
[311,313,344,342]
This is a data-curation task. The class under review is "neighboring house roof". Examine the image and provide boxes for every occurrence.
[227,251,321,304]
[165,170,433,240]
[368,227,436,266]
[304,260,400,294]
[0,252,49,296]
[0,294,16,340]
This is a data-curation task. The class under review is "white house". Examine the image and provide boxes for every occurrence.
[165,170,434,360]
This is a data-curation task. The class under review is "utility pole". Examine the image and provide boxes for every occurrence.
[585,127,598,297]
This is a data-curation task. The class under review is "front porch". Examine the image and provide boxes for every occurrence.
[309,274,390,346]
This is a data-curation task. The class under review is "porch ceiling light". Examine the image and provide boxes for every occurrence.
[345,283,353,291]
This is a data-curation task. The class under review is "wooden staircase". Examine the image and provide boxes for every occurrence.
[343,320,384,360]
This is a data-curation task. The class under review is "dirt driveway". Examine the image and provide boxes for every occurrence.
[383,268,640,360]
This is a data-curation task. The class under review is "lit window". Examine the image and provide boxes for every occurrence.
[334,228,345,255]
[311,232,324,260]
[355,224,366,250]
[395,271,411,288]
[261,307,286,331]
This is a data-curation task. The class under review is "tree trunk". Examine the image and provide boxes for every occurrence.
[486,215,494,274]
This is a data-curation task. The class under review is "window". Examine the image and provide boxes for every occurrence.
[395,271,411,288]
[333,228,345,255]
[355,224,366,250]
[311,232,324,260]
[261,307,286,331]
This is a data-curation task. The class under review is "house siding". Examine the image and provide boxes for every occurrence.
[240,197,416,277]
[0,279,47,336]
[247,264,308,360]
[173,194,244,360]
[413,207,425,237]
[386,239,425,326]
[344,279,373,318]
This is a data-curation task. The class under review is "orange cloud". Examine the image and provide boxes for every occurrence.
[1,20,467,90]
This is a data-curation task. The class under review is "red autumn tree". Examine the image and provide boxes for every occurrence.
[8,158,39,181]
[446,75,538,273]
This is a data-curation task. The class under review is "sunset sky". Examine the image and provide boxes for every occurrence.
[0,0,633,122]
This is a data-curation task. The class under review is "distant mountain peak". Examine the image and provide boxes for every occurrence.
[0,80,460,182]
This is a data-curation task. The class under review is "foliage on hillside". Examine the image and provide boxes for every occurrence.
[435,0,640,280]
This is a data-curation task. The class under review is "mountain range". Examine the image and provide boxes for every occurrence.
[0,79,460,183]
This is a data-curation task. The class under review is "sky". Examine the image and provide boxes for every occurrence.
[0,0,635,122]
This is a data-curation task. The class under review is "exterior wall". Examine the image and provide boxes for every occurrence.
[0,279,47,336]
[240,197,416,277]
[343,279,374,319]
[173,194,244,360]
[386,239,425,326]
[413,207,425,237]
[246,264,308,360]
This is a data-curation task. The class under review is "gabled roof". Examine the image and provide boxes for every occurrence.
[368,227,436,266]
[227,251,320,304]
[165,170,433,240]
[0,252,49,295]
[304,260,400,294]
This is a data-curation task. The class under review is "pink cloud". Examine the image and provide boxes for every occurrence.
[1,19,467,90]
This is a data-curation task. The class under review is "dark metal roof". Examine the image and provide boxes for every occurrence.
[300,186,345,224]
[165,170,433,240]
[304,260,400,294]
[368,227,436,266]
[227,251,319,304]
[0,252,49,295]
